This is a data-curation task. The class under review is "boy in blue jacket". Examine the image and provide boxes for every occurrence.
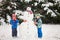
[10,14,19,37]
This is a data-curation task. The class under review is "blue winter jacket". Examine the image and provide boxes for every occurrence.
[10,19,19,29]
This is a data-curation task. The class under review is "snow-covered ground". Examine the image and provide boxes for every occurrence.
[42,24,60,40]
[0,24,60,40]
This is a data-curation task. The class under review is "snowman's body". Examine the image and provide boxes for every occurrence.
[19,11,38,40]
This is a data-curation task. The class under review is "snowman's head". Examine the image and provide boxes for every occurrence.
[26,7,31,11]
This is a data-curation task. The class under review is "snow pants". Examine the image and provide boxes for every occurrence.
[38,28,42,38]
[12,28,17,37]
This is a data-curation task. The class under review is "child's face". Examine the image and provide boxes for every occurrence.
[12,14,16,20]
[36,16,40,19]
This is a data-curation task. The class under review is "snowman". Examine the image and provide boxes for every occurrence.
[19,7,38,40]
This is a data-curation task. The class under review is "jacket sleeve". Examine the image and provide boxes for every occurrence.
[16,20,19,25]
[10,20,12,24]
[17,20,19,23]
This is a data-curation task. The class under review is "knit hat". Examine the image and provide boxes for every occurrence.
[35,14,43,17]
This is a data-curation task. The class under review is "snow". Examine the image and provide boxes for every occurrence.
[13,10,23,16]
[10,2,17,9]
[44,7,48,10]
[10,2,17,6]
[42,2,53,7]
[47,8,57,17]
[54,0,60,2]
[42,24,60,40]
[36,0,44,3]
[44,7,57,17]
[0,18,5,25]
[7,14,11,23]
[7,6,12,10]
[25,0,31,3]
[34,2,38,6]
[0,24,60,40]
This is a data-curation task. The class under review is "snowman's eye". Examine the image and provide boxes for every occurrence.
[20,14,22,15]
[17,13,19,14]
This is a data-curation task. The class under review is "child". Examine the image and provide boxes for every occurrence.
[34,14,42,38]
[10,14,19,37]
